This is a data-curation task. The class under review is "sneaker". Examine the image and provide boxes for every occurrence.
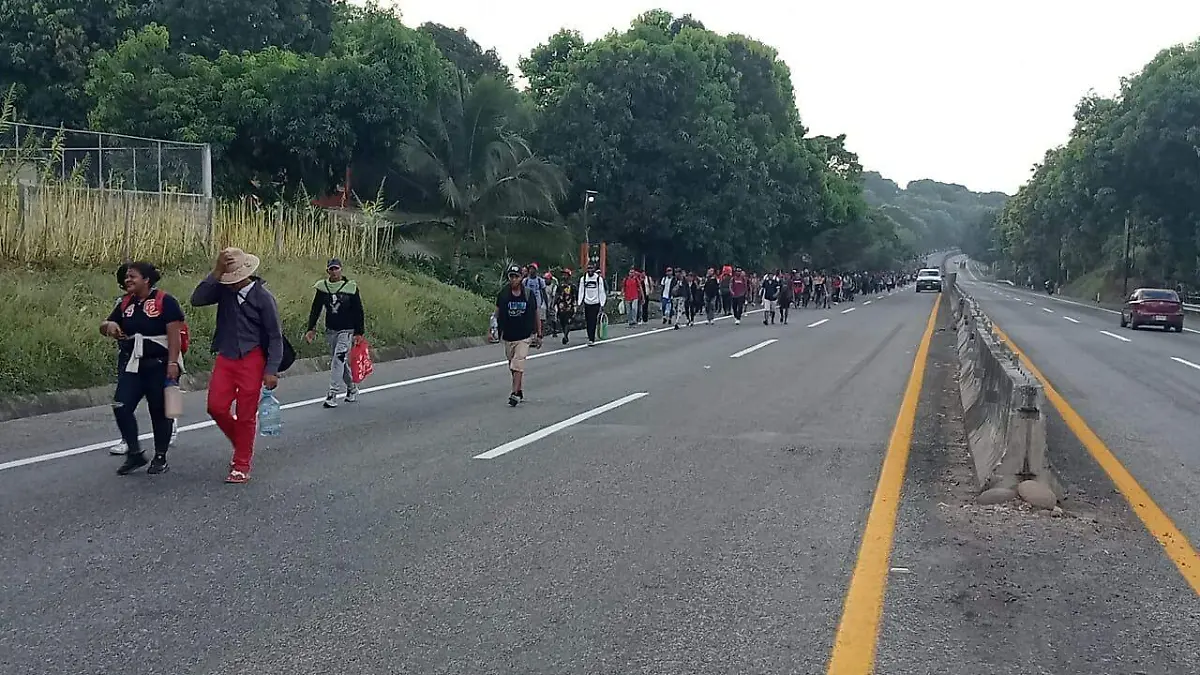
[516,390,524,401]
[562,335,569,345]
[763,319,769,326]
[117,451,148,475]
[323,392,339,409]
[225,469,250,484]
[109,441,128,456]
[674,324,680,330]
[508,393,520,407]
[735,319,741,325]
[147,453,169,475]
[588,340,596,347]
[345,387,359,404]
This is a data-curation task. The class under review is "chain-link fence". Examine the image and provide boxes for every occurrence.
[2,122,211,197]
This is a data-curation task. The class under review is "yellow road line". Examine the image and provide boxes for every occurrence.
[991,324,1200,596]
[826,299,939,675]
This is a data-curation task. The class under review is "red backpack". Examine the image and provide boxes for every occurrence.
[119,289,190,353]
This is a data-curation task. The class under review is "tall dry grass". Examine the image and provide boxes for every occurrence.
[0,184,393,266]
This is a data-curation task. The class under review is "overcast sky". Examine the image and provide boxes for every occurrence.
[391,0,1200,195]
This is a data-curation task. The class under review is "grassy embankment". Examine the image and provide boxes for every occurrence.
[0,186,493,398]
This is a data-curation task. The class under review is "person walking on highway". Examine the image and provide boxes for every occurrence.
[670,268,687,329]
[639,269,653,324]
[577,263,607,346]
[554,270,577,344]
[100,262,185,476]
[703,268,720,325]
[191,248,285,484]
[761,272,781,325]
[719,266,733,316]
[685,271,704,327]
[304,258,365,409]
[778,272,794,325]
[544,272,560,337]
[523,263,549,328]
[659,267,676,325]
[730,268,749,324]
[496,265,542,406]
[622,267,642,326]
[108,262,179,456]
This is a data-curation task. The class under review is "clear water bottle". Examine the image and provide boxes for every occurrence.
[258,387,282,437]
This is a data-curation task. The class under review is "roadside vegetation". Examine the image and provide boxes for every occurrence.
[0,260,492,397]
[961,39,1200,302]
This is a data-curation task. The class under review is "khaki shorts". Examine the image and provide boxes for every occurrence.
[504,338,532,372]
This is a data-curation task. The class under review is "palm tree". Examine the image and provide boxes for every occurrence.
[399,74,566,272]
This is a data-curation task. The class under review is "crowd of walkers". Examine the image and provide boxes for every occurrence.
[99,248,912,481]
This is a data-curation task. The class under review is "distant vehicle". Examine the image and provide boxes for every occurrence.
[1120,288,1185,332]
[915,268,943,293]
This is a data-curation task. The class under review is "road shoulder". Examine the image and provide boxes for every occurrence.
[875,297,1200,675]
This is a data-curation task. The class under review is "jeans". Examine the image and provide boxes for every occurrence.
[584,303,602,341]
[326,329,355,394]
[624,299,639,325]
[207,348,266,473]
[705,297,718,322]
[112,357,173,455]
[732,296,746,320]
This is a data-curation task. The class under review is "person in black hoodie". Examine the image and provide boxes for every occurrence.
[304,258,366,408]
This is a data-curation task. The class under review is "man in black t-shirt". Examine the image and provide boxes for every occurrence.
[761,273,782,325]
[495,265,543,407]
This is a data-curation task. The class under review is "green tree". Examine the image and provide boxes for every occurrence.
[0,0,138,126]
[144,0,336,59]
[398,75,566,271]
[86,7,448,198]
[418,22,511,84]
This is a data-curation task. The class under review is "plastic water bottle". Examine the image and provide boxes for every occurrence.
[258,387,282,437]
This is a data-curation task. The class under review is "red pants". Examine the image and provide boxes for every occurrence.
[207,348,265,473]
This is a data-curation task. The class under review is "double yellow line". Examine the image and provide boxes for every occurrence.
[826,297,1200,674]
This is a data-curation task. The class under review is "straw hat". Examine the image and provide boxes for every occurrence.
[219,248,261,285]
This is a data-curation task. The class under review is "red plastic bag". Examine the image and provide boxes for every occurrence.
[350,338,374,384]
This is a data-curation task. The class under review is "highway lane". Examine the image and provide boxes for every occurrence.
[955,259,1200,548]
[878,293,1200,674]
[0,290,933,675]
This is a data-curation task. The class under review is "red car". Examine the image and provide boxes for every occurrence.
[1120,288,1185,332]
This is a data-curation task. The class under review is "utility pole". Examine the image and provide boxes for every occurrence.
[1122,214,1131,297]
[582,190,598,245]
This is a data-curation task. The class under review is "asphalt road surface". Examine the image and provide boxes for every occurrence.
[1,262,1197,675]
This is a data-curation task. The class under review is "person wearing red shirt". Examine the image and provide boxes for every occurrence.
[622,268,642,326]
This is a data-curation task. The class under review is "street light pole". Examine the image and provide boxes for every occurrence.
[1122,214,1131,297]
[583,190,597,246]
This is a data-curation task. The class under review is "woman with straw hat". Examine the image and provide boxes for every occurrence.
[190,248,286,484]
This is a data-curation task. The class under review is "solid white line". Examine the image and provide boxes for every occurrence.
[1042,307,1054,313]
[1064,316,1080,324]
[730,339,778,358]
[473,392,648,459]
[808,319,830,328]
[1099,330,1132,343]
[863,300,872,305]
[2,308,768,473]
[1025,301,1035,306]
[1172,356,1200,371]
[841,307,857,314]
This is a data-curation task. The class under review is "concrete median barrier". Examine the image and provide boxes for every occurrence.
[946,275,1062,507]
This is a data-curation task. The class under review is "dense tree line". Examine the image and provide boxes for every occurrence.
[2,2,936,273]
[972,39,1200,294]
[863,172,1007,256]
